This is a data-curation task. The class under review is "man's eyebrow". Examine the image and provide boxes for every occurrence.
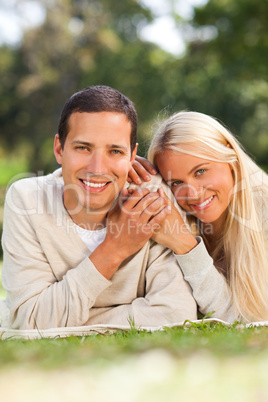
[71,140,93,146]
[71,140,128,152]
[165,163,210,183]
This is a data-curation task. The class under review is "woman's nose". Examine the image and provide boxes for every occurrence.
[174,182,202,202]
[186,183,202,200]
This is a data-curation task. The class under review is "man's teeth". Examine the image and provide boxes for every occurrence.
[194,195,214,208]
[83,180,107,188]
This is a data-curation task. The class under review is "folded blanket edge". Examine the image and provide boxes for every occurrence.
[2,318,267,340]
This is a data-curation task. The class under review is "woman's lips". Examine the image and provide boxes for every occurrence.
[191,195,215,210]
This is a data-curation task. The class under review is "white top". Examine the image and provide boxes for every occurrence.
[74,224,107,253]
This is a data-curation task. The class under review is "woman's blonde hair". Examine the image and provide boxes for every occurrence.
[148,111,268,322]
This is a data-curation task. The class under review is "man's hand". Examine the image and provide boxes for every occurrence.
[90,188,170,279]
[127,155,157,184]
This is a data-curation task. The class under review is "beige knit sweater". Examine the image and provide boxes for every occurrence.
[1,169,197,329]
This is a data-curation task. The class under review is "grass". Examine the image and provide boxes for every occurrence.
[0,323,267,401]
[0,322,268,367]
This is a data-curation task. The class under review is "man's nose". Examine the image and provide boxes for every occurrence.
[87,152,109,174]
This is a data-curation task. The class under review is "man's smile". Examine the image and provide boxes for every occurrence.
[79,178,112,193]
[82,179,109,188]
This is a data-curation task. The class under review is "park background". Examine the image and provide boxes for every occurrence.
[0,0,268,260]
[0,1,268,400]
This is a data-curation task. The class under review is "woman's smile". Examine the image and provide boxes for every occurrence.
[190,195,215,210]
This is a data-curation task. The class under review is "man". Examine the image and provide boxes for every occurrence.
[1,85,196,329]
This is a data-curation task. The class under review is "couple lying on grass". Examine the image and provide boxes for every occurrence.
[1,85,268,330]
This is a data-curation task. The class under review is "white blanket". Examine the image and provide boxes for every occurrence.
[0,318,268,340]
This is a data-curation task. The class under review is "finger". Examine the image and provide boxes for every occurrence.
[108,187,130,216]
[120,188,151,212]
[135,156,157,175]
[131,161,152,182]
[140,196,168,221]
[139,206,171,238]
[133,194,168,223]
[127,166,142,184]
[121,191,163,219]
[148,205,172,227]
[158,187,173,207]
[158,188,185,224]
[121,187,130,200]
[127,188,136,195]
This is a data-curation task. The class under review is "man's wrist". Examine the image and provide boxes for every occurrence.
[89,240,126,280]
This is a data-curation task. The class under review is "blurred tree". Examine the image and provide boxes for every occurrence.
[0,0,267,260]
[0,0,172,171]
[165,0,268,168]
[0,0,267,172]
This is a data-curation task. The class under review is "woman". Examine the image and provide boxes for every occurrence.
[129,111,268,323]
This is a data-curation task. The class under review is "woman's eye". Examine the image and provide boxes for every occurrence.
[196,168,206,176]
[171,181,183,188]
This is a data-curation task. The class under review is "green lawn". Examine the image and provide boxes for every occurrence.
[0,323,267,401]
[0,264,268,401]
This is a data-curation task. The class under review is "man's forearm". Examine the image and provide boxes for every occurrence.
[89,241,127,280]
[3,252,111,330]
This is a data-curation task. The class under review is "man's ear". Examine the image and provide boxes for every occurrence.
[129,143,138,167]
[54,134,63,165]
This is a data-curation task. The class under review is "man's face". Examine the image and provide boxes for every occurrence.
[54,111,137,224]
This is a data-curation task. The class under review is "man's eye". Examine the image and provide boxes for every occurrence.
[111,149,123,155]
[76,146,88,151]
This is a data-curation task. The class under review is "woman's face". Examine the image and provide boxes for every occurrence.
[156,147,235,230]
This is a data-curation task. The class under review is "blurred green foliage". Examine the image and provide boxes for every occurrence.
[176,0,268,168]
[0,0,267,176]
[0,0,267,259]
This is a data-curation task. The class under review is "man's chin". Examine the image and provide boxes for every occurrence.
[82,200,117,215]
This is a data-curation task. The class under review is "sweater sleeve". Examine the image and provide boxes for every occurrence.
[130,241,197,326]
[174,237,239,323]
[83,241,197,327]
[1,183,112,329]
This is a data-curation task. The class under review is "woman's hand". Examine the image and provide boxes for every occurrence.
[152,188,198,255]
[128,155,157,184]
